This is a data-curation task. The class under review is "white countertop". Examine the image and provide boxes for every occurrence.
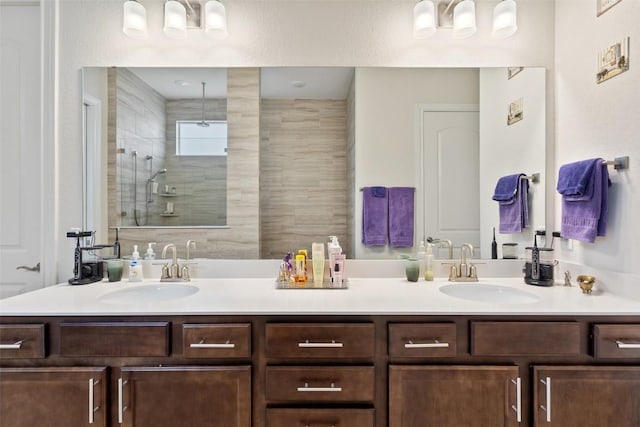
[1,277,638,316]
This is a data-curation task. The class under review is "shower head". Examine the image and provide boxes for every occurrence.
[150,168,167,180]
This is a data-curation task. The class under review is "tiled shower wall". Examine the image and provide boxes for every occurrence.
[108,68,166,228]
[164,99,227,226]
[111,68,261,259]
[260,98,349,259]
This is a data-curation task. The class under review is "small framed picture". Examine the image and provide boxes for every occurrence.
[597,0,623,17]
[596,37,630,84]
[507,98,523,126]
[507,67,523,80]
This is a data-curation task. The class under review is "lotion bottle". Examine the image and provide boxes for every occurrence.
[128,245,144,282]
[424,243,434,281]
[417,240,426,278]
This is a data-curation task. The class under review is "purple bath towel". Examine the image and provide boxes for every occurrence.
[557,158,601,199]
[497,176,529,233]
[388,187,415,248]
[492,174,522,202]
[560,159,610,243]
[362,186,388,246]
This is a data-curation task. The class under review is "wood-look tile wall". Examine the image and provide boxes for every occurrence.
[164,99,227,226]
[260,98,349,259]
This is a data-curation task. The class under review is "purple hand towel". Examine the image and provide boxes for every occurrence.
[362,186,388,246]
[560,161,610,243]
[492,174,522,202]
[498,176,529,234]
[557,158,601,198]
[388,187,415,248]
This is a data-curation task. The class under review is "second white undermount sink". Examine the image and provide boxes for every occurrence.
[439,283,541,304]
[98,283,199,304]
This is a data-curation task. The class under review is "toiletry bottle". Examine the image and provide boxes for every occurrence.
[312,242,325,287]
[417,240,426,278]
[327,236,342,280]
[144,242,156,260]
[295,254,307,285]
[491,227,498,259]
[333,263,343,288]
[424,243,434,281]
[128,245,144,282]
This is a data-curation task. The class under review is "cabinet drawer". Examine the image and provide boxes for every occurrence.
[389,323,456,358]
[471,321,581,356]
[59,322,169,357]
[182,323,251,358]
[0,324,45,359]
[266,323,374,359]
[267,408,375,427]
[265,366,375,403]
[594,324,640,359]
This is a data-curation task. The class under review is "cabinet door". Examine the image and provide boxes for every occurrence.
[0,367,107,427]
[117,366,251,427]
[533,366,640,427]
[389,365,520,427]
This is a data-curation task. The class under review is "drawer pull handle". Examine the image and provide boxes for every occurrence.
[0,340,23,350]
[297,382,342,392]
[404,340,449,349]
[118,378,128,424]
[511,378,521,423]
[298,340,343,348]
[190,339,235,349]
[615,340,640,349]
[540,376,551,422]
[88,378,101,424]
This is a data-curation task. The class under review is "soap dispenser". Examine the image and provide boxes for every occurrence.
[327,236,342,279]
[144,242,156,260]
[128,245,144,282]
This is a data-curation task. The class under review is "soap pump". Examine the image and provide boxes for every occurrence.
[144,242,156,260]
[128,245,143,282]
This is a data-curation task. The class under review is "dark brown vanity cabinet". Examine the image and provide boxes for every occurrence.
[2,316,640,427]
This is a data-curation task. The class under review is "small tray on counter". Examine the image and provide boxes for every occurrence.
[275,279,348,290]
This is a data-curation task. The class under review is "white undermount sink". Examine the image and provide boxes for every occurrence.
[98,283,199,304]
[439,283,540,304]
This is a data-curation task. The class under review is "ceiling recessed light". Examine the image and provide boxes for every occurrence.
[174,79,190,87]
[290,80,306,88]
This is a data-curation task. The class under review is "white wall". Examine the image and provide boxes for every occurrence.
[55,0,555,281]
[479,67,546,259]
[354,68,479,259]
[555,0,640,275]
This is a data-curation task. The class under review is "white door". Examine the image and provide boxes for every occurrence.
[420,109,480,258]
[0,4,43,298]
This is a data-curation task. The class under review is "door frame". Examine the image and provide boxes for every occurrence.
[41,0,57,287]
[414,104,479,249]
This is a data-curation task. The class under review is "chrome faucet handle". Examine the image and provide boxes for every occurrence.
[160,264,171,280]
[181,265,191,281]
[448,264,458,281]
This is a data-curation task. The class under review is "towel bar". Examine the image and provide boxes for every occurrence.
[603,156,629,170]
[520,173,540,183]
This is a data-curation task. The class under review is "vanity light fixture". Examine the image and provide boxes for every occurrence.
[205,0,228,39]
[492,0,518,39]
[452,0,476,39]
[164,0,188,39]
[413,0,436,39]
[123,0,148,39]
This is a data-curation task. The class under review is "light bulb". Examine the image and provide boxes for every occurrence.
[492,0,518,39]
[123,0,148,40]
[164,0,187,39]
[205,0,228,39]
[413,0,436,39]
[452,0,476,39]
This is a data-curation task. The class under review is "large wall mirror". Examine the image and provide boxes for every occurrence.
[82,66,545,260]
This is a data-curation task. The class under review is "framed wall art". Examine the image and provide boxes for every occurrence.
[596,37,630,84]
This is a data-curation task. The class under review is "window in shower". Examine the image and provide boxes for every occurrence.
[176,120,228,156]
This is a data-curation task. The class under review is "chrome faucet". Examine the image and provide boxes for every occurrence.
[426,237,454,259]
[448,243,478,282]
[160,243,190,282]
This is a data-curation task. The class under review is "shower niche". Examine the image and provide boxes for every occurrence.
[110,67,228,227]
